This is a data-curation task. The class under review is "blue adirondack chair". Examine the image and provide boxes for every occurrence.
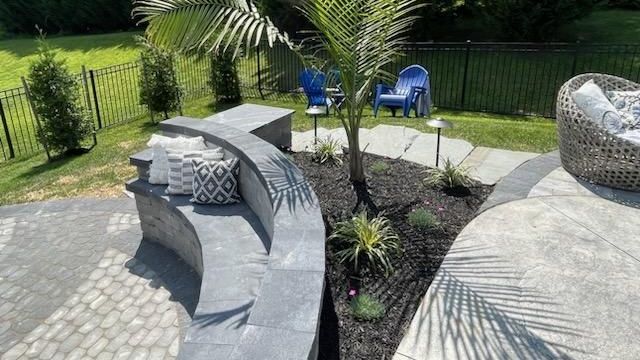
[373,65,431,118]
[300,69,332,115]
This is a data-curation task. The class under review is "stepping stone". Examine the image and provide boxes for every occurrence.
[462,147,538,185]
[364,125,422,159]
[401,133,474,168]
[291,128,372,154]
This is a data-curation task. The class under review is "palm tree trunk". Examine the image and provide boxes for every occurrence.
[347,128,378,214]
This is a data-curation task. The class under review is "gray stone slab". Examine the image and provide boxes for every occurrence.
[230,325,317,360]
[364,124,422,159]
[187,300,254,345]
[248,269,324,333]
[395,197,640,360]
[203,104,294,134]
[462,146,539,185]
[401,133,474,168]
[479,151,561,213]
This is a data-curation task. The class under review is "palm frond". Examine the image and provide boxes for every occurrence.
[133,0,292,56]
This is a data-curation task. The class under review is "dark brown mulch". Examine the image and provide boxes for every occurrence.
[290,152,492,360]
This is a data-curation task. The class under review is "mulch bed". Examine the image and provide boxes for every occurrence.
[290,152,492,360]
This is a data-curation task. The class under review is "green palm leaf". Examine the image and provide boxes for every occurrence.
[133,0,292,56]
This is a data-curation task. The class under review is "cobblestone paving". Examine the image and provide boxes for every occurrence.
[0,199,200,359]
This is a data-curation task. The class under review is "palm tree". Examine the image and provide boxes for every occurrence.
[133,0,422,210]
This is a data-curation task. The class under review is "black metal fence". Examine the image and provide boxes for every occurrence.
[1,41,640,162]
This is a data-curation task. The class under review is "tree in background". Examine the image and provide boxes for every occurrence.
[210,51,242,104]
[138,38,183,121]
[0,0,134,35]
[481,0,595,41]
[27,36,92,156]
[608,0,640,9]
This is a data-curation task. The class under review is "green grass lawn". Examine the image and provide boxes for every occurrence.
[0,95,557,206]
[0,31,142,89]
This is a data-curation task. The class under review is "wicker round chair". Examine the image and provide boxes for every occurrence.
[556,73,640,192]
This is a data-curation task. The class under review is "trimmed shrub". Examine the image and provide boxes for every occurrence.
[329,211,401,276]
[139,38,183,121]
[407,208,439,230]
[350,294,385,322]
[27,37,92,156]
[210,51,241,104]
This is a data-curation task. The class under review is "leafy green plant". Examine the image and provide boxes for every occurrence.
[329,211,400,276]
[312,136,343,165]
[369,161,390,174]
[350,294,385,321]
[424,158,473,189]
[407,208,439,230]
[138,37,183,121]
[210,51,242,104]
[133,0,424,210]
[27,36,92,156]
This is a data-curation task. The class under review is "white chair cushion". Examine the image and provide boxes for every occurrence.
[606,90,640,129]
[571,80,624,134]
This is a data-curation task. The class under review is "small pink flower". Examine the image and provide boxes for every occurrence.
[348,289,357,297]
[437,207,445,212]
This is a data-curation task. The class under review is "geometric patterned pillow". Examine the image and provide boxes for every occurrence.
[166,149,224,195]
[606,90,640,130]
[191,158,241,205]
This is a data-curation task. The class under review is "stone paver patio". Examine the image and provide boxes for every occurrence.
[394,153,640,360]
[0,199,199,360]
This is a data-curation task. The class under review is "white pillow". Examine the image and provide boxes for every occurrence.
[166,149,225,195]
[606,90,640,129]
[147,135,208,184]
[571,80,624,134]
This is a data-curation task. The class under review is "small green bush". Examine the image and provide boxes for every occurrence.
[139,38,183,120]
[424,158,473,189]
[312,136,343,165]
[370,161,389,174]
[407,208,439,230]
[27,37,92,156]
[329,211,400,276]
[210,51,242,104]
[350,294,385,321]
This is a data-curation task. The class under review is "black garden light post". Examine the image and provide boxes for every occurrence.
[306,106,325,145]
[426,117,453,167]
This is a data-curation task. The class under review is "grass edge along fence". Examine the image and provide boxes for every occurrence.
[1,41,640,162]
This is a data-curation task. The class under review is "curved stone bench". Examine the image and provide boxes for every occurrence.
[126,116,325,360]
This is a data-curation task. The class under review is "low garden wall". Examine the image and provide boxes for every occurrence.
[126,116,325,360]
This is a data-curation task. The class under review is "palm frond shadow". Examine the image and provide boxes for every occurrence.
[261,153,317,215]
[409,243,589,359]
[191,300,255,330]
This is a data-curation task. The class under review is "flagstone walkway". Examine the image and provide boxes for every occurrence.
[292,125,539,185]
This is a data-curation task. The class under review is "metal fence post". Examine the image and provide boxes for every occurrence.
[0,99,15,159]
[81,66,98,146]
[460,40,472,109]
[89,70,103,129]
[256,43,265,100]
[571,41,580,75]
